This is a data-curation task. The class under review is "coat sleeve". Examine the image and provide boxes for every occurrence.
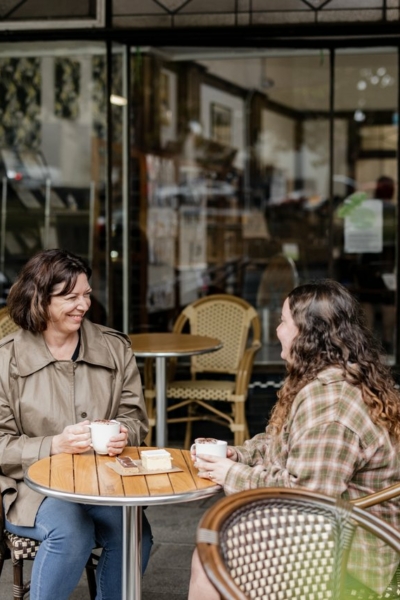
[223,422,359,496]
[0,349,52,482]
[112,342,149,445]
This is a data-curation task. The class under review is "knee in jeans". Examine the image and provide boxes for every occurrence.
[47,516,95,554]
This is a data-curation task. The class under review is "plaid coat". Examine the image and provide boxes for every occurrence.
[224,367,400,594]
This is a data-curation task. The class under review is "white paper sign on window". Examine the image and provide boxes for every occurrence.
[344,199,383,253]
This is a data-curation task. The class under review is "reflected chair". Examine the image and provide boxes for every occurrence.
[0,500,99,599]
[256,253,298,343]
[196,486,400,600]
[0,308,19,339]
[144,294,261,448]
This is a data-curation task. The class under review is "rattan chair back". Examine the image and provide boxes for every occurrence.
[160,294,261,447]
[197,487,400,600]
[0,308,19,339]
[177,294,260,375]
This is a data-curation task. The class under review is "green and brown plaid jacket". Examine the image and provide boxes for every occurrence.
[224,367,400,594]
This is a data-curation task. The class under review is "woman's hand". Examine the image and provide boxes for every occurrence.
[51,420,92,455]
[51,422,129,456]
[105,424,128,456]
[194,454,235,486]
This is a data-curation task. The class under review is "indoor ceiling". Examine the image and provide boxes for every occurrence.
[158,47,398,113]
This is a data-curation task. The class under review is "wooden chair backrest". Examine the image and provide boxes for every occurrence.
[175,294,260,375]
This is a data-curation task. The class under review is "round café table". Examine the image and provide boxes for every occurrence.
[25,447,221,600]
[129,333,222,447]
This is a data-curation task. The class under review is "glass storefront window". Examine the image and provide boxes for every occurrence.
[0,41,108,322]
[0,41,398,366]
[125,45,398,364]
[128,48,331,364]
[334,49,398,357]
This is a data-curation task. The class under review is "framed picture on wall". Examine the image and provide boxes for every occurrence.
[210,102,232,146]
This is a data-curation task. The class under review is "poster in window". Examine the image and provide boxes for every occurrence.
[344,199,383,253]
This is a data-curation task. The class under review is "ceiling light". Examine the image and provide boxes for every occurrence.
[357,80,367,91]
[110,94,127,106]
[354,109,366,122]
[381,74,394,87]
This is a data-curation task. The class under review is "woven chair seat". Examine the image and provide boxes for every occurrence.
[220,503,338,599]
[167,380,236,401]
[197,488,400,600]
[1,528,99,599]
[4,531,39,560]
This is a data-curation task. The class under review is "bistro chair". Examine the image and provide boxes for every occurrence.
[0,307,19,339]
[256,253,298,344]
[144,294,261,448]
[0,500,99,599]
[196,486,400,600]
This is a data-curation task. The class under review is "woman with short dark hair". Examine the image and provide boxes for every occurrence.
[0,249,153,600]
[189,280,400,599]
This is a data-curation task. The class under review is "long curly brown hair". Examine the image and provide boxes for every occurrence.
[269,279,400,441]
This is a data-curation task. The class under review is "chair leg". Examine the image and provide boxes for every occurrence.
[12,556,26,600]
[144,390,155,446]
[85,554,98,600]
[233,402,246,446]
[0,553,5,577]
[184,403,195,449]
[144,357,156,446]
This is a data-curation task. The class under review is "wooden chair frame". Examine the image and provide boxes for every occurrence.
[197,485,400,600]
[144,294,261,448]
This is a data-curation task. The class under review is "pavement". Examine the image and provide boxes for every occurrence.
[1,444,223,600]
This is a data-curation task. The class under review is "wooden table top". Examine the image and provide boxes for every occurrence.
[129,333,222,358]
[25,448,220,506]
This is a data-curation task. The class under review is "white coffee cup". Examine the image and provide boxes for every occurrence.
[89,419,121,455]
[192,437,228,458]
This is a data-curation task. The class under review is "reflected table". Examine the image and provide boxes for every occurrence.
[25,447,220,600]
[129,333,222,447]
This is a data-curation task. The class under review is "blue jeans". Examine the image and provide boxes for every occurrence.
[5,498,153,600]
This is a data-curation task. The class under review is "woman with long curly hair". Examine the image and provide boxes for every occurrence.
[188,279,400,599]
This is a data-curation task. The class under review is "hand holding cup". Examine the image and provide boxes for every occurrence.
[89,419,126,455]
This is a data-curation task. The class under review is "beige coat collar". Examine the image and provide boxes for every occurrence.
[12,319,116,376]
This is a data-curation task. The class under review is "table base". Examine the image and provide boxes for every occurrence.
[123,506,142,600]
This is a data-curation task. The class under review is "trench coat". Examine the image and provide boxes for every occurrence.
[0,319,148,526]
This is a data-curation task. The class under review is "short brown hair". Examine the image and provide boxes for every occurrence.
[7,249,92,333]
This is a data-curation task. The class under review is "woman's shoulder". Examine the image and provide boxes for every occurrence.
[297,367,362,404]
[293,367,379,436]
[82,320,131,347]
[0,327,23,352]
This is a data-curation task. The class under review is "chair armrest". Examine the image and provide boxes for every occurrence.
[350,482,400,509]
[235,341,262,396]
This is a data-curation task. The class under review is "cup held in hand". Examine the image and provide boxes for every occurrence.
[192,437,227,458]
[89,419,120,455]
